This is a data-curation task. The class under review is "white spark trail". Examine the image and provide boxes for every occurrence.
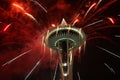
[83,41,86,53]
[43,43,46,53]
[42,36,45,45]
[12,3,25,12]
[97,46,120,59]
[72,19,79,26]
[95,0,102,8]
[30,0,47,13]
[86,19,103,27]
[104,63,115,74]
[25,13,36,20]
[84,3,96,18]
[41,36,46,59]
[3,23,11,32]
[24,13,39,24]
[75,13,80,19]
[53,63,58,80]
[118,14,120,16]
[115,35,120,37]
[24,61,40,80]
[79,47,82,54]
[77,72,81,80]
[2,49,32,67]
[71,13,80,25]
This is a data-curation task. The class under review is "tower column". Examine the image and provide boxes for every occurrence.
[58,51,73,80]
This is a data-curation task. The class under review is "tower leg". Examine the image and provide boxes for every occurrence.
[58,51,73,80]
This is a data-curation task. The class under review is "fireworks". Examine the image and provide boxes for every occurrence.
[25,61,40,80]
[72,19,79,26]
[115,35,120,37]
[12,3,25,12]
[97,46,120,59]
[77,72,81,80]
[108,17,115,24]
[84,3,96,18]
[12,3,38,24]
[30,0,47,13]
[0,0,120,80]
[3,24,11,32]
[2,49,32,67]
[51,24,56,27]
[104,63,115,74]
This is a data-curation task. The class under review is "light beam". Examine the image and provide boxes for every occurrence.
[97,46,120,59]
[24,13,38,23]
[95,0,102,8]
[108,17,115,24]
[86,19,103,27]
[53,63,58,80]
[77,72,81,80]
[30,0,47,13]
[84,3,96,18]
[2,49,32,67]
[104,63,115,74]
[115,35,120,37]
[24,61,40,80]
[12,3,25,12]
[3,24,11,32]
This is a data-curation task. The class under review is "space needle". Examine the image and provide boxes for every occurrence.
[44,19,86,80]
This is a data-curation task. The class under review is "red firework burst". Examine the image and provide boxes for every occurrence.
[0,0,120,80]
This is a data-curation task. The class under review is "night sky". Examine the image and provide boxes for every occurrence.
[0,0,120,80]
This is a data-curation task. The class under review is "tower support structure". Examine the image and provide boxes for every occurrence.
[44,19,86,80]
